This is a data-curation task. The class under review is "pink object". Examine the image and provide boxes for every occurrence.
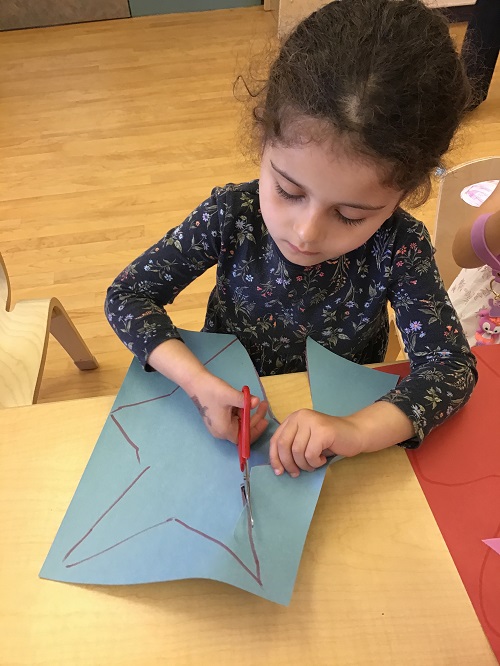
[470,213,500,346]
[470,213,500,281]
[461,180,499,207]
[475,303,500,346]
[483,539,500,556]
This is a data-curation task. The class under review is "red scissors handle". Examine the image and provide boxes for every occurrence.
[238,385,251,472]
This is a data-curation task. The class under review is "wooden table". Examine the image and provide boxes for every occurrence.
[1,373,496,665]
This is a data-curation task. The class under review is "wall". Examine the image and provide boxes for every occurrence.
[0,0,130,31]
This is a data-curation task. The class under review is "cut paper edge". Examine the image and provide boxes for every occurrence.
[483,538,500,556]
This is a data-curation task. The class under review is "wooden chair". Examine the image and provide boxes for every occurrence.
[0,251,98,408]
[434,156,500,290]
[385,156,500,361]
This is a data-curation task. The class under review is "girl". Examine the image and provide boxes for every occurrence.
[450,180,500,345]
[106,0,477,478]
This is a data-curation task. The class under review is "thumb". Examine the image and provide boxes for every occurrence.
[228,386,261,410]
[226,385,249,409]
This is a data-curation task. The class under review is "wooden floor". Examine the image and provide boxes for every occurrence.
[0,7,498,403]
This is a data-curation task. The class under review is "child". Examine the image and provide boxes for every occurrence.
[106,0,477,478]
[450,181,500,346]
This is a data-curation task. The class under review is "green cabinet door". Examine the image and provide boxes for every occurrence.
[129,0,261,17]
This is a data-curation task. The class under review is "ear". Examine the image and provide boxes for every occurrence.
[391,192,408,214]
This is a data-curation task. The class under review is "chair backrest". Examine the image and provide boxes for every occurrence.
[0,249,48,406]
[0,251,12,311]
[434,156,500,290]
[0,249,97,407]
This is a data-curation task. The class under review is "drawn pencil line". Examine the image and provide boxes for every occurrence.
[111,385,180,414]
[111,414,141,463]
[63,466,151,562]
[65,336,264,585]
[110,338,239,462]
[408,454,500,487]
[111,338,238,415]
[65,515,263,586]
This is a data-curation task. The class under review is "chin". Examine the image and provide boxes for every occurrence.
[284,252,324,267]
[276,241,322,266]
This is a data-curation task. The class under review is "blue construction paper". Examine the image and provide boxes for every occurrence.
[306,338,399,416]
[40,332,400,605]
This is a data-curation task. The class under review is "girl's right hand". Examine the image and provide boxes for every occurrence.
[188,372,269,446]
[147,338,268,445]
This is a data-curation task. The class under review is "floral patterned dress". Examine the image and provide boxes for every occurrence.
[105,180,477,447]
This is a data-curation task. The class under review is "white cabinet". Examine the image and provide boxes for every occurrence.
[0,0,130,30]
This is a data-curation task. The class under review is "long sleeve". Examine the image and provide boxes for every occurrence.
[105,182,477,448]
[105,188,224,367]
[381,217,477,446]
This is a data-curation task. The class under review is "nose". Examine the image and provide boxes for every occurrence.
[294,206,324,246]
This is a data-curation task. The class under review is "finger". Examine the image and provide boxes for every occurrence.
[303,438,328,469]
[290,425,317,472]
[269,420,287,476]
[273,420,301,478]
[304,433,329,469]
[250,394,261,410]
[250,400,268,426]
[227,398,268,446]
[228,390,263,413]
[250,401,269,443]
[219,406,241,445]
[227,387,247,409]
[251,417,269,443]
[256,399,268,415]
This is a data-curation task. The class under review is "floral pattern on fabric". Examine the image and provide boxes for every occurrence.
[105,180,477,447]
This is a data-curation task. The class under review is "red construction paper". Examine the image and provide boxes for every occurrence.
[382,347,500,661]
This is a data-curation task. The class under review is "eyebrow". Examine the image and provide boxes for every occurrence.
[270,161,386,211]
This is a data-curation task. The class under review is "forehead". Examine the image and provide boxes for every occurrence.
[265,140,401,205]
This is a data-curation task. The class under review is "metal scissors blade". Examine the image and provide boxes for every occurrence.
[238,385,254,528]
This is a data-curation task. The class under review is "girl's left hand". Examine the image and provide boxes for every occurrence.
[269,409,364,477]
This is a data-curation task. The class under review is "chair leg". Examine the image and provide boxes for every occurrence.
[49,299,99,371]
[385,313,403,362]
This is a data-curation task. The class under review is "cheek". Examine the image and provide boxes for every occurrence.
[260,191,287,230]
[358,216,389,242]
[259,193,273,225]
[345,221,383,247]
[259,177,274,212]
[326,217,387,255]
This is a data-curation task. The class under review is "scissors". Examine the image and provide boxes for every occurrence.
[238,385,254,528]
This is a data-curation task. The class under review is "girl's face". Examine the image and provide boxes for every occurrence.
[259,139,404,267]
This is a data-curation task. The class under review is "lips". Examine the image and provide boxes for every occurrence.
[286,241,320,256]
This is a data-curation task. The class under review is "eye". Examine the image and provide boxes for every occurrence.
[335,211,366,226]
[274,182,304,202]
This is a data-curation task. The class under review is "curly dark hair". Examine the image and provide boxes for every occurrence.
[252,0,471,204]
